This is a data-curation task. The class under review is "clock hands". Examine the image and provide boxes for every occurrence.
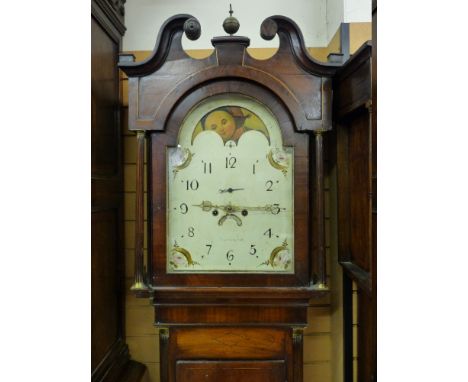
[193,201,284,226]
[193,201,283,213]
[219,187,244,193]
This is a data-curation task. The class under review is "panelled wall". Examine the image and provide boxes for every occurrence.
[120,24,370,382]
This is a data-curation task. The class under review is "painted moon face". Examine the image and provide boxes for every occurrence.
[205,110,236,142]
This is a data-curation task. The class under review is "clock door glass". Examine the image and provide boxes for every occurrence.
[167,95,294,273]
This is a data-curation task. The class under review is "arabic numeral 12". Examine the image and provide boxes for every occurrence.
[225,157,237,168]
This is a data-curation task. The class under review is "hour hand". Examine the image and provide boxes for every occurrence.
[219,187,244,193]
[193,201,219,211]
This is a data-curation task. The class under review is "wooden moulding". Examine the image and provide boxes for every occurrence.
[314,131,327,288]
[292,328,304,382]
[91,0,126,43]
[152,293,312,327]
[130,131,148,292]
[154,306,308,327]
[150,286,329,300]
[159,328,170,382]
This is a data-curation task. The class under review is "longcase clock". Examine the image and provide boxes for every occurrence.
[119,12,340,382]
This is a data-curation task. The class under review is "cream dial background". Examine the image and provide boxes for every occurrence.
[167,95,294,273]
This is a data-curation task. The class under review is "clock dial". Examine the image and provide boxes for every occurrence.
[167,95,294,273]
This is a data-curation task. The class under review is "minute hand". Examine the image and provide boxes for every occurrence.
[219,187,244,193]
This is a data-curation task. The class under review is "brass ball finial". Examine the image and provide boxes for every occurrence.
[223,4,240,35]
[183,17,201,41]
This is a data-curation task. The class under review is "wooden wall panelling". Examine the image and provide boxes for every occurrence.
[91,12,125,379]
[334,42,373,294]
[333,6,376,379]
[92,0,146,381]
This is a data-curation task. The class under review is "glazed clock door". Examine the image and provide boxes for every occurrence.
[166,95,294,274]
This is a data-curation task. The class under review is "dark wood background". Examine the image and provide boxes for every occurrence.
[91,0,146,381]
[333,1,377,379]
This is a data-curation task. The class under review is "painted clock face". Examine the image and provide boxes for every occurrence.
[166,94,294,273]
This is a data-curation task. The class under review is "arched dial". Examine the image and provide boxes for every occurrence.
[166,95,294,273]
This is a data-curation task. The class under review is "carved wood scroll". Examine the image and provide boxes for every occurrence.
[119,14,338,133]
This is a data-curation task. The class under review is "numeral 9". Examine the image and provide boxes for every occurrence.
[180,203,188,214]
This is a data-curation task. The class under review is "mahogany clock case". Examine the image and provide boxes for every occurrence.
[151,81,310,288]
[118,14,339,295]
[117,12,376,382]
